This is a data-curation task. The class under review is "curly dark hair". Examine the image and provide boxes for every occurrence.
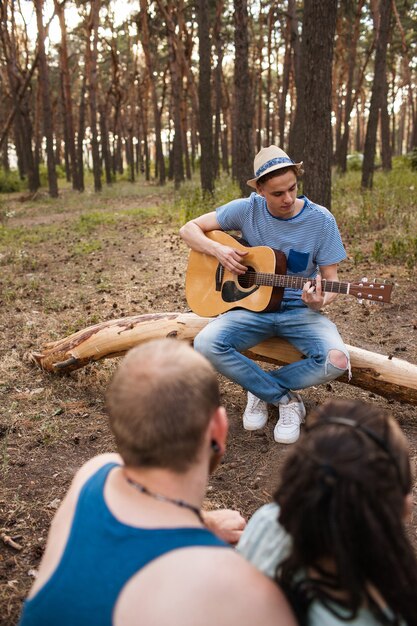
[274,399,417,626]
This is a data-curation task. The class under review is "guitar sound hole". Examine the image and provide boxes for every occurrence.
[238,267,255,288]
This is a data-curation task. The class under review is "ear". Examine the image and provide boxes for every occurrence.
[403,492,413,523]
[256,182,264,197]
[208,406,228,456]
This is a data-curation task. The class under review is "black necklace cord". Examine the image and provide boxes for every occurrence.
[125,475,205,526]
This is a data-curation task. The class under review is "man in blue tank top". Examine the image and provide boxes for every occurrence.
[19,339,296,626]
[180,145,349,445]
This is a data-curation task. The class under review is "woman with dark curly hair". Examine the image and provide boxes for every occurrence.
[238,400,417,625]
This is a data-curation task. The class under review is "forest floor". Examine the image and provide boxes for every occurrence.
[0,178,417,624]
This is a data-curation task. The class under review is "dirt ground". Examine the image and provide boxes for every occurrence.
[1,183,416,625]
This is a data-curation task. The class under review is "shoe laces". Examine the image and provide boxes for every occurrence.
[280,402,301,425]
[246,393,264,411]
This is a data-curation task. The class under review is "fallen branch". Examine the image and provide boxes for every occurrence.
[30,312,417,405]
[1,532,23,551]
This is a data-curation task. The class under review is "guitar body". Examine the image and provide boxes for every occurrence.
[185,231,287,317]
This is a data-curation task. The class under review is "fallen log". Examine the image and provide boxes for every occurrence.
[30,312,417,405]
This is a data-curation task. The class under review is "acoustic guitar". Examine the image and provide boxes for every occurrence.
[185,231,393,317]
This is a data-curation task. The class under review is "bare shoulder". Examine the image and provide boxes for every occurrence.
[71,452,122,491]
[114,546,296,626]
[51,453,122,544]
[28,453,122,598]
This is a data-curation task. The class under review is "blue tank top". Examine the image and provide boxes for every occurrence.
[19,463,228,626]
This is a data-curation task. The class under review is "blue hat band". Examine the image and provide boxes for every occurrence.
[255,156,294,178]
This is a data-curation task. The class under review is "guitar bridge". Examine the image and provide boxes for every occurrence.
[215,263,224,292]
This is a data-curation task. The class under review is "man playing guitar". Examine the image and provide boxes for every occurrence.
[180,145,349,444]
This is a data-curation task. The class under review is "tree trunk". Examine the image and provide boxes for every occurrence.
[2,133,9,171]
[221,74,230,173]
[287,0,303,160]
[391,0,416,150]
[300,0,338,210]
[278,10,291,148]
[212,1,224,178]
[361,0,392,189]
[139,77,150,180]
[380,71,392,170]
[100,104,112,184]
[77,73,87,191]
[54,0,80,190]
[336,0,365,172]
[0,50,39,152]
[255,8,265,153]
[30,312,417,406]
[86,0,102,192]
[35,0,58,197]
[180,84,192,180]
[164,1,184,190]
[60,72,71,182]
[232,0,253,195]
[139,0,165,184]
[0,4,40,190]
[127,127,135,182]
[198,0,214,194]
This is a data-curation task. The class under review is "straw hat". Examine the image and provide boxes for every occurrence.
[246,145,303,189]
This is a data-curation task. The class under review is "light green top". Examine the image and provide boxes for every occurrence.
[237,503,400,626]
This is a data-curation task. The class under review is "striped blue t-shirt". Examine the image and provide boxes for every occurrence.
[216,193,346,301]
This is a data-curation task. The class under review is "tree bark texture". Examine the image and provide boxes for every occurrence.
[86,0,102,192]
[391,1,416,150]
[212,1,224,178]
[163,0,184,189]
[279,8,291,148]
[30,312,417,406]
[77,73,87,191]
[335,0,364,171]
[232,0,253,195]
[197,0,214,194]
[287,0,303,160]
[380,71,392,170]
[54,0,80,190]
[361,0,392,189]
[99,103,112,184]
[301,0,338,211]
[35,0,58,198]
[139,0,166,184]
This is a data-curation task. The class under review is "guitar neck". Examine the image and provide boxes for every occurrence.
[255,272,350,294]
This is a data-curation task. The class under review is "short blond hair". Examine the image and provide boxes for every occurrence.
[106,339,220,472]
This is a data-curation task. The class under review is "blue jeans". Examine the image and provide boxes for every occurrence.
[194,300,349,405]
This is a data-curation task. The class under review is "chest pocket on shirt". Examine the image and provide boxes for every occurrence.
[287,249,310,273]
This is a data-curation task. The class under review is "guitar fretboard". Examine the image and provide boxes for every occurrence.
[241,271,350,294]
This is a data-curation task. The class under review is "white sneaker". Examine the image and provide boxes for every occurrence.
[274,393,306,444]
[243,392,268,430]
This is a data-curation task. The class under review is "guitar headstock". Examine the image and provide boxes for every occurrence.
[349,278,393,304]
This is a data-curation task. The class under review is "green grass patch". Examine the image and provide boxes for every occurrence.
[121,206,159,219]
[73,239,103,255]
[0,223,62,248]
[332,163,417,267]
[372,235,417,268]
[0,168,23,193]
[74,212,117,234]
[175,175,241,224]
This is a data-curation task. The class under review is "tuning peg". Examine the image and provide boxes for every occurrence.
[361,277,368,282]
[358,299,363,305]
